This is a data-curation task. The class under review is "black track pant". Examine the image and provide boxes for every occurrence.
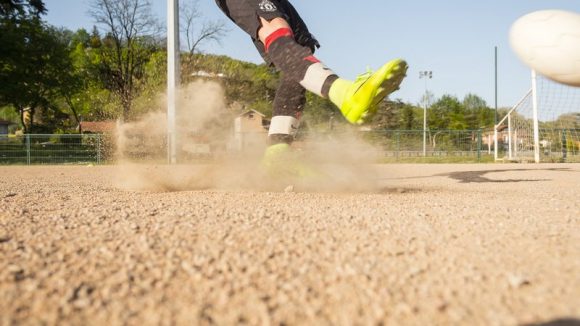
[215,0,336,142]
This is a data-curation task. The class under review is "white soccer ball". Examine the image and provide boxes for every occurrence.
[510,10,580,87]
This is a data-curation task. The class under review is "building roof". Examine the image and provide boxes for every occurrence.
[496,125,508,132]
[238,109,266,118]
[80,121,117,133]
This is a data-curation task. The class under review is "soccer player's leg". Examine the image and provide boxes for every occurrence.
[262,75,318,177]
[257,16,337,101]
[218,0,408,126]
[257,16,408,125]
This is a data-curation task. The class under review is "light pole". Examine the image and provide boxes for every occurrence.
[167,0,180,164]
[419,71,432,157]
[494,46,498,127]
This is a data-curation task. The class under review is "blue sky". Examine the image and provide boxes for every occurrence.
[44,0,580,108]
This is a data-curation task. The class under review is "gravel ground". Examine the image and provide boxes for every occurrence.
[0,164,579,325]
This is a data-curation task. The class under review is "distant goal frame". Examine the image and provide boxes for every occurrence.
[494,70,580,163]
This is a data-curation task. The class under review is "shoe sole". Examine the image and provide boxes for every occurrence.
[347,59,408,124]
[373,60,408,106]
[362,59,409,122]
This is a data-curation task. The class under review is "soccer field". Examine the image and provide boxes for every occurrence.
[1,164,579,325]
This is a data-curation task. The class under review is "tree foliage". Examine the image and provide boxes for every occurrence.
[89,0,160,121]
[0,0,46,18]
[0,0,81,132]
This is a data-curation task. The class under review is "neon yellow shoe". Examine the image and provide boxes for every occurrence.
[261,143,320,179]
[329,59,408,125]
[262,143,291,175]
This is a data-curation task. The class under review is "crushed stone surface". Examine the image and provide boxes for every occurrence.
[0,164,579,325]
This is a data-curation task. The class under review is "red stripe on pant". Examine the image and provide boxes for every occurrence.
[304,55,320,63]
[264,28,294,52]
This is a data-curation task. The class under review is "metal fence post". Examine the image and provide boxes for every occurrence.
[26,134,31,165]
[97,134,101,164]
[477,129,482,162]
[396,131,400,161]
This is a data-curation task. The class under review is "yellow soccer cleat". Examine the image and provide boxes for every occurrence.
[329,59,408,124]
[261,143,321,179]
[262,143,291,175]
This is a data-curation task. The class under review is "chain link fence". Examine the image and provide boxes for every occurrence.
[495,128,580,163]
[0,130,492,165]
[0,134,108,165]
[359,130,486,162]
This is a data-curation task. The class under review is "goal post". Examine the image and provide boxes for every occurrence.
[531,70,540,163]
[495,71,580,163]
[167,0,180,164]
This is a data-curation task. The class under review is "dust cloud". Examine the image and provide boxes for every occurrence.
[113,80,383,193]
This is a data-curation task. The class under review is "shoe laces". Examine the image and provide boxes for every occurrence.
[355,67,374,82]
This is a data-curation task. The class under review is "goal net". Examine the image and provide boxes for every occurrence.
[495,71,580,163]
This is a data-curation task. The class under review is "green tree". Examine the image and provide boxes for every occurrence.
[65,27,123,121]
[369,99,415,130]
[89,0,160,121]
[429,95,467,130]
[463,93,494,129]
[57,28,100,126]
[0,0,46,17]
[1,2,80,132]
